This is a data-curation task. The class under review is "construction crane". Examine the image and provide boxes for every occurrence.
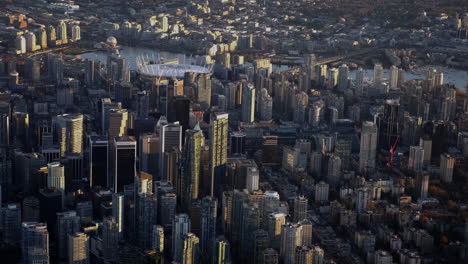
[386,135,400,167]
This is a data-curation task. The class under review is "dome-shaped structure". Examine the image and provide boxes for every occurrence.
[106,36,117,47]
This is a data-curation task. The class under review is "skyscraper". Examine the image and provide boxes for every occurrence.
[389,65,399,89]
[139,133,160,177]
[214,237,231,264]
[181,128,203,208]
[409,146,424,171]
[88,135,109,188]
[293,196,308,222]
[416,173,429,199]
[314,181,329,202]
[22,222,49,264]
[137,193,158,249]
[112,193,125,240]
[182,233,200,264]
[152,225,164,253]
[355,68,364,96]
[246,165,259,192]
[378,100,400,150]
[200,196,217,263]
[113,136,136,192]
[253,229,270,263]
[241,82,255,123]
[280,223,302,264]
[55,114,83,157]
[337,64,349,91]
[57,20,68,44]
[209,113,228,197]
[0,204,21,244]
[107,109,128,140]
[102,217,119,263]
[68,232,89,264]
[295,246,313,264]
[56,211,80,259]
[359,121,378,173]
[172,214,191,262]
[356,187,371,213]
[373,63,383,88]
[262,248,279,264]
[197,73,212,110]
[47,162,65,192]
[229,131,246,156]
[267,213,286,250]
[440,153,455,183]
[160,122,182,180]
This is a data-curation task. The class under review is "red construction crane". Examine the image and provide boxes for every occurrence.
[386,135,400,167]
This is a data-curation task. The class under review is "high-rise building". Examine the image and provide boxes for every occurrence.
[56,211,80,259]
[262,248,279,264]
[419,137,432,166]
[440,153,455,183]
[172,214,191,262]
[47,162,65,192]
[55,114,84,157]
[214,237,230,264]
[416,173,429,199]
[137,193,158,249]
[57,20,68,44]
[71,25,80,41]
[182,233,200,264]
[139,133,159,177]
[312,246,324,264]
[102,217,119,262]
[355,68,365,96]
[180,128,203,207]
[293,196,308,222]
[280,223,302,264]
[389,65,399,89]
[152,225,164,253]
[241,82,255,123]
[337,64,349,91]
[84,59,94,87]
[23,196,40,222]
[259,88,273,121]
[295,246,313,264]
[88,135,108,188]
[47,25,56,47]
[25,32,37,52]
[229,131,246,156]
[304,54,316,83]
[22,222,49,264]
[113,136,136,192]
[112,193,124,239]
[107,109,128,140]
[101,98,122,133]
[160,122,182,180]
[267,213,286,250]
[197,73,212,110]
[68,232,89,264]
[359,121,378,173]
[159,191,177,229]
[373,64,383,88]
[315,181,329,202]
[356,188,371,213]
[246,166,259,192]
[253,229,270,263]
[200,196,217,262]
[325,155,342,186]
[38,28,47,49]
[167,96,190,135]
[0,204,21,244]
[209,113,228,197]
[409,146,424,171]
[378,99,400,150]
